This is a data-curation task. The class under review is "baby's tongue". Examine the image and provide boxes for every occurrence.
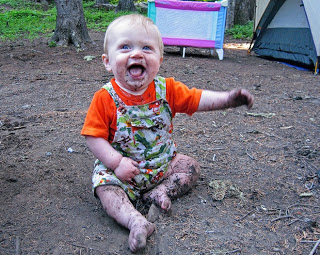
[129,66,143,77]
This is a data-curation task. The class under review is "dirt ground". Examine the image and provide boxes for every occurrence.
[0,31,319,255]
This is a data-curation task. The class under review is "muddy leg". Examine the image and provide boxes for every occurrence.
[96,185,155,252]
[143,154,200,212]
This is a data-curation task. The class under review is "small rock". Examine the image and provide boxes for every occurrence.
[147,204,160,223]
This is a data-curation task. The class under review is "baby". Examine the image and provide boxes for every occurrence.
[81,14,254,252]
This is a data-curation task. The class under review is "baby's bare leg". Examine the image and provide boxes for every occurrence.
[143,154,200,212]
[96,185,155,252]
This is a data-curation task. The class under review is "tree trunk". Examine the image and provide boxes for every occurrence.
[234,0,255,25]
[115,0,137,12]
[226,0,235,29]
[50,0,92,49]
[226,0,255,29]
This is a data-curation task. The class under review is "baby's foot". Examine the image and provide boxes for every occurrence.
[143,187,172,212]
[128,219,155,253]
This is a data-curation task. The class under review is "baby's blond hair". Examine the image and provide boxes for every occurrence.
[103,14,164,57]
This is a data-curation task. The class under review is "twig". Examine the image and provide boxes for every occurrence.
[309,239,320,255]
[286,203,320,215]
[246,150,255,160]
[237,210,254,221]
[288,217,304,226]
[273,203,320,225]
[226,248,241,254]
[288,215,317,226]
[15,236,20,255]
[67,242,104,252]
[200,165,214,169]
[212,147,225,150]
[303,160,318,171]
[13,126,26,130]
[271,215,294,223]
[31,49,44,54]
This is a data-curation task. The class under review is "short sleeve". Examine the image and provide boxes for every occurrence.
[81,89,116,142]
[165,77,203,117]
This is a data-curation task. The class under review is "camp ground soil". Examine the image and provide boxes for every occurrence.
[0,32,319,255]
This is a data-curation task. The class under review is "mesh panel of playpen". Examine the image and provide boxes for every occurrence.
[155,8,218,40]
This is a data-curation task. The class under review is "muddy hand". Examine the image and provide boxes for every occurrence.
[228,89,254,109]
[114,157,140,182]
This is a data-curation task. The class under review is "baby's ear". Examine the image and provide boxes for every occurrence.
[102,54,112,72]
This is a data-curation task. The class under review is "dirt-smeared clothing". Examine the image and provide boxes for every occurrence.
[92,76,178,200]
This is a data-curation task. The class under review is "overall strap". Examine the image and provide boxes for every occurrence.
[102,82,122,108]
[154,75,167,100]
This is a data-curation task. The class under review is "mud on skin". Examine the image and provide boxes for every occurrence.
[142,157,200,212]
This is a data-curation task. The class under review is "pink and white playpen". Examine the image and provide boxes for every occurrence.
[148,0,228,59]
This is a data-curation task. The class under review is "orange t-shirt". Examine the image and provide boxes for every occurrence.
[81,77,203,142]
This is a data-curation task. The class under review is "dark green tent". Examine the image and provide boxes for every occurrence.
[249,0,319,74]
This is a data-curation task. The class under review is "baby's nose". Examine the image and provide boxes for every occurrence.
[130,48,143,58]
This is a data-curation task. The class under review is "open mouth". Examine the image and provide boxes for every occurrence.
[128,64,146,78]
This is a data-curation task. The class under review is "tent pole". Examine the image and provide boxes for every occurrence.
[247,36,254,54]
[315,58,319,75]
[247,32,256,54]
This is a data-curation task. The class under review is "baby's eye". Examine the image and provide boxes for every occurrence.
[121,45,130,50]
[143,46,151,51]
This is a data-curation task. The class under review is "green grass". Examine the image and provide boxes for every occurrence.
[226,21,253,39]
[83,1,131,31]
[0,0,133,41]
[0,8,56,40]
[0,0,253,42]
[0,0,42,9]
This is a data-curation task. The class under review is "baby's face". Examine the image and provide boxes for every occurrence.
[102,21,163,94]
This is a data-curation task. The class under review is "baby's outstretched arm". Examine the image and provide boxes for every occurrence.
[85,136,140,182]
[198,89,254,111]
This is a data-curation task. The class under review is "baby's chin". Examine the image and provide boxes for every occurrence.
[123,75,154,93]
[117,79,150,95]
[128,82,149,94]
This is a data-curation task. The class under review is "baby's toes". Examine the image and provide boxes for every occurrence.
[160,195,171,212]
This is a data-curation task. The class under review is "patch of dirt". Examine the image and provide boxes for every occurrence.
[1,32,319,255]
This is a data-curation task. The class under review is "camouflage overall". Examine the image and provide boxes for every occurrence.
[92,76,177,200]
